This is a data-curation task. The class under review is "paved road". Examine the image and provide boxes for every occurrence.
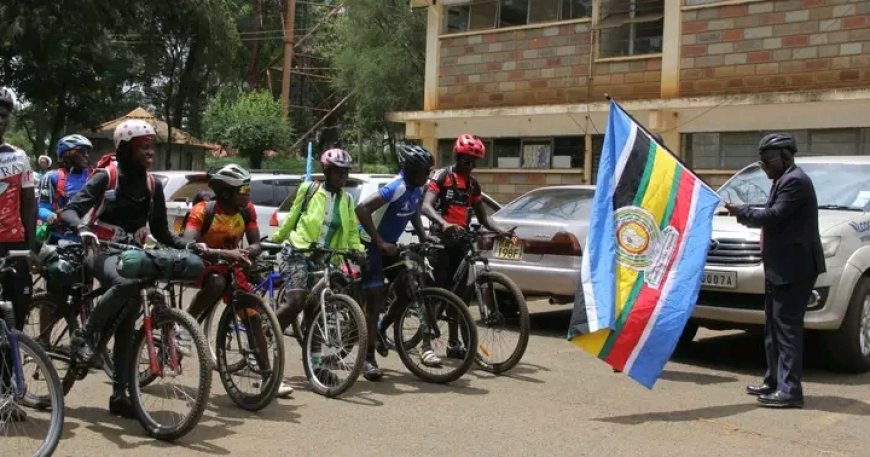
[45,302,870,456]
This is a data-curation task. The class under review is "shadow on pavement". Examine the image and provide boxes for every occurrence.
[64,405,232,454]
[207,393,302,424]
[659,369,739,385]
[324,369,491,407]
[470,362,549,384]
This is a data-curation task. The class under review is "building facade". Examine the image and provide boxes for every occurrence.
[391,0,870,204]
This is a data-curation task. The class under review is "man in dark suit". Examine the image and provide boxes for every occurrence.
[724,133,825,408]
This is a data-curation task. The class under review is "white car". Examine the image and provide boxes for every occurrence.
[165,172,303,236]
[152,171,196,203]
[693,156,870,372]
[269,173,501,243]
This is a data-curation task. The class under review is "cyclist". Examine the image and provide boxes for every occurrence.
[355,145,435,380]
[421,133,509,359]
[180,165,286,396]
[61,119,188,418]
[177,190,214,234]
[270,148,365,385]
[0,86,37,422]
[38,134,93,243]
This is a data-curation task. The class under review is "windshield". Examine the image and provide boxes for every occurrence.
[496,188,595,221]
[718,162,870,210]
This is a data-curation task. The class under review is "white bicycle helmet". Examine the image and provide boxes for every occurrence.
[320,148,353,169]
[113,119,156,148]
[209,163,251,189]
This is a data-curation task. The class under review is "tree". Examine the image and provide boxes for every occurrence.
[326,0,426,154]
[203,89,293,169]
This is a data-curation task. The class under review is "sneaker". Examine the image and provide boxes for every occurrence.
[446,341,468,360]
[375,326,392,357]
[71,329,96,364]
[363,359,383,382]
[277,382,294,398]
[420,349,442,367]
[313,367,340,387]
[108,394,137,419]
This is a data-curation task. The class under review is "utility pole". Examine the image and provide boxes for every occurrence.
[280,0,296,115]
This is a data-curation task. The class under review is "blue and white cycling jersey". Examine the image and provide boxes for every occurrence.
[360,173,424,245]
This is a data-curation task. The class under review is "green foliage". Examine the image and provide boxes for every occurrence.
[327,0,426,134]
[203,89,293,169]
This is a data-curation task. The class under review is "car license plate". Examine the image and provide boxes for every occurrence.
[493,239,523,261]
[701,270,737,289]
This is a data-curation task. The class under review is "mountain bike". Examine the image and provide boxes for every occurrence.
[25,239,211,441]
[380,242,477,383]
[261,242,367,397]
[443,225,530,374]
[0,250,64,457]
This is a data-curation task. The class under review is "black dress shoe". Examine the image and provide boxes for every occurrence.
[746,383,775,396]
[758,390,804,408]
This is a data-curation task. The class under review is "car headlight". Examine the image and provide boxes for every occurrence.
[821,236,841,258]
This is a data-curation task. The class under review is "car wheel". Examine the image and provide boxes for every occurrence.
[824,275,870,373]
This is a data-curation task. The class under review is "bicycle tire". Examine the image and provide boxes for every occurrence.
[25,293,78,395]
[0,330,65,457]
[128,307,212,441]
[301,293,366,397]
[215,297,285,411]
[394,287,477,384]
[201,302,221,369]
[472,271,530,374]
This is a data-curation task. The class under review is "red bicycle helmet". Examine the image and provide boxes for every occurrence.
[453,134,485,159]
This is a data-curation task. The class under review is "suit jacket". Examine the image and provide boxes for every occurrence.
[736,165,826,285]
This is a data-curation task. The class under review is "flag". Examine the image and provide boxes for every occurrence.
[568,100,721,389]
[305,141,314,182]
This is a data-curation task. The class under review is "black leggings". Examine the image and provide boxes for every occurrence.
[88,252,140,396]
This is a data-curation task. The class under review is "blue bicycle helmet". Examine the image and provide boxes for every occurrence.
[56,134,93,159]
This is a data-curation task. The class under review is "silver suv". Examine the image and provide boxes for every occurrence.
[690,156,870,372]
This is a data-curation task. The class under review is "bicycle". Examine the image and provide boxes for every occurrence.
[185,255,285,412]
[261,242,367,397]
[25,239,212,441]
[380,242,478,383]
[442,225,530,374]
[0,250,64,457]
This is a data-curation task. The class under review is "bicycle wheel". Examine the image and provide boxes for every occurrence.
[470,272,530,374]
[394,288,477,383]
[128,307,211,441]
[301,294,366,397]
[200,302,221,369]
[215,293,284,411]
[24,294,78,395]
[0,330,65,457]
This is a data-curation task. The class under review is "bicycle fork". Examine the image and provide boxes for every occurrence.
[141,288,181,378]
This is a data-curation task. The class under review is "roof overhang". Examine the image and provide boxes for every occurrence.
[390,88,870,138]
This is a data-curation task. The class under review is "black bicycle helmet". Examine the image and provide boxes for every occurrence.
[397,144,434,174]
[0,87,15,111]
[758,133,797,153]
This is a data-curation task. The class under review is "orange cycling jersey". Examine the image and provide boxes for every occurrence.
[185,200,257,249]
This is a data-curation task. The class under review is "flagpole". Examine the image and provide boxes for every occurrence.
[604,94,721,198]
[305,141,313,182]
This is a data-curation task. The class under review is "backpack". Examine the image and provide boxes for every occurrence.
[432,166,480,217]
[84,162,156,226]
[284,180,322,234]
[199,200,253,236]
[53,167,94,208]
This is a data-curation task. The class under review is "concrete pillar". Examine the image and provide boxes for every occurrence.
[660,0,682,98]
[648,109,680,157]
[424,5,443,111]
[405,120,440,166]
[584,125,593,184]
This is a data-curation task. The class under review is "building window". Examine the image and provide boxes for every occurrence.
[439,136,585,169]
[598,0,664,58]
[443,0,591,34]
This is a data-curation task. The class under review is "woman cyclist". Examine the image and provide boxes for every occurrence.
[270,148,365,385]
[62,119,188,418]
